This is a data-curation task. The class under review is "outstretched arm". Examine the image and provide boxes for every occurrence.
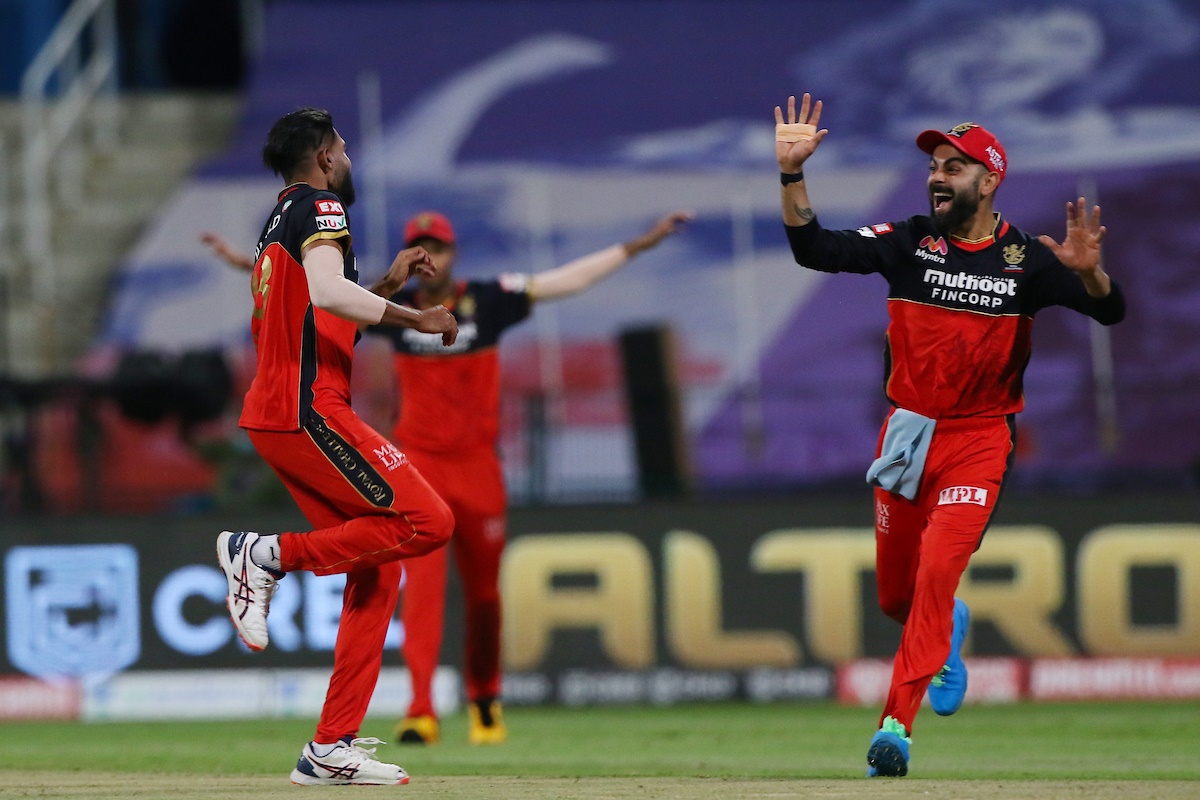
[1037,198,1112,298]
[775,93,829,227]
[199,232,255,272]
[528,210,693,302]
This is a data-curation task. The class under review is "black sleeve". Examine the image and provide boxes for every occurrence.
[1023,245,1126,325]
[784,217,902,278]
[296,190,352,256]
[1090,281,1126,325]
[482,276,532,333]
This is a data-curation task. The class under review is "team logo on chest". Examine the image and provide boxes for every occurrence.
[457,294,476,318]
[1002,243,1026,272]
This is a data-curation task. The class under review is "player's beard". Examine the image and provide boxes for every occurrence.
[930,182,980,237]
[331,168,357,208]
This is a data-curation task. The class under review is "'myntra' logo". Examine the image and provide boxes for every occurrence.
[919,235,948,255]
[5,544,140,678]
[916,235,949,263]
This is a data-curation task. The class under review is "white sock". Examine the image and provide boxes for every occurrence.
[249,535,282,571]
[310,741,341,756]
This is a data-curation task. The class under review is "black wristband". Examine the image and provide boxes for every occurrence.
[780,171,805,185]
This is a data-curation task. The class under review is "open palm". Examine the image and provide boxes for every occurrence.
[1037,198,1106,273]
[775,93,829,172]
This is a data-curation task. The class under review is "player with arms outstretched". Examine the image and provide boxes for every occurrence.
[376,209,691,745]
[774,93,1124,777]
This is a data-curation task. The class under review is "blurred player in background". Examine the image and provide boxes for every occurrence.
[204,208,692,746]
[773,93,1124,777]
[371,208,691,746]
[216,107,457,786]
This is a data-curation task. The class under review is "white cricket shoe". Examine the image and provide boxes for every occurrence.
[290,738,409,786]
[216,530,279,652]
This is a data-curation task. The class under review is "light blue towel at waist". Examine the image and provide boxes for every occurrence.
[865,408,936,501]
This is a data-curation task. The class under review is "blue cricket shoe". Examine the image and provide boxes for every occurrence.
[928,598,970,716]
[866,716,911,777]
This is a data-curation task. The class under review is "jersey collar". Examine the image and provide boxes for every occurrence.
[950,213,1009,252]
[278,182,309,201]
[416,279,467,310]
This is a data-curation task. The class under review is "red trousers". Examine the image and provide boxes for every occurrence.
[248,407,453,743]
[398,446,507,717]
[872,413,1013,734]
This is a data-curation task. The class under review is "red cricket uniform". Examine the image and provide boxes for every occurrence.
[240,183,453,743]
[370,275,531,716]
[786,214,1124,733]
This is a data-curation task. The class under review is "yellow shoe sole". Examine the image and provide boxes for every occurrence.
[394,715,439,745]
[467,702,507,745]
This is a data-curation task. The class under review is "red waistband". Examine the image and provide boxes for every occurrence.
[888,408,1010,433]
[933,415,1010,433]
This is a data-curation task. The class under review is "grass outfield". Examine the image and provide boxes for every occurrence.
[3,701,1197,799]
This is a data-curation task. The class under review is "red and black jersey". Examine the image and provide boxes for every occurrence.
[369,275,532,452]
[785,214,1125,420]
[240,183,359,431]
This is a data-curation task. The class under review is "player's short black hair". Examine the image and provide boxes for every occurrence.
[262,107,335,181]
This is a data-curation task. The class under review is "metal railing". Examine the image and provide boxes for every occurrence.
[19,0,118,371]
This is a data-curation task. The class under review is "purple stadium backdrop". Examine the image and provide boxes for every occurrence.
[97,0,1200,500]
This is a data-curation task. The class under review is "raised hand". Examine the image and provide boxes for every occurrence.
[625,210,694,256]
[379,246,438,296]
[775,93,829,173]
[1037,198,1106,274]
[200,231,254,272]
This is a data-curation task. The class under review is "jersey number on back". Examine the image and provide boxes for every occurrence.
[252,255,273,321]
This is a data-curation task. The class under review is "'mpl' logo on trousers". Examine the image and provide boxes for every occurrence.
[4,544,140,678]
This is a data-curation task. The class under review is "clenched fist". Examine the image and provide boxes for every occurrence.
[417,304,458,346]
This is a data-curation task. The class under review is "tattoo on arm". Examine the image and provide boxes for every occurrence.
[792,204,815,222]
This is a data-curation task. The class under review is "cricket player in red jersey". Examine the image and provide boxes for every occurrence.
[216,107,459,786]
[774,94,1124,777]
[372,209,691,745]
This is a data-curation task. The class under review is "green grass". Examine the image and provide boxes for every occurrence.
[4,700,1198,781]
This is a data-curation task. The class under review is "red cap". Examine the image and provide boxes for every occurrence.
[916,123,1007,184]
[403,211,456,246]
